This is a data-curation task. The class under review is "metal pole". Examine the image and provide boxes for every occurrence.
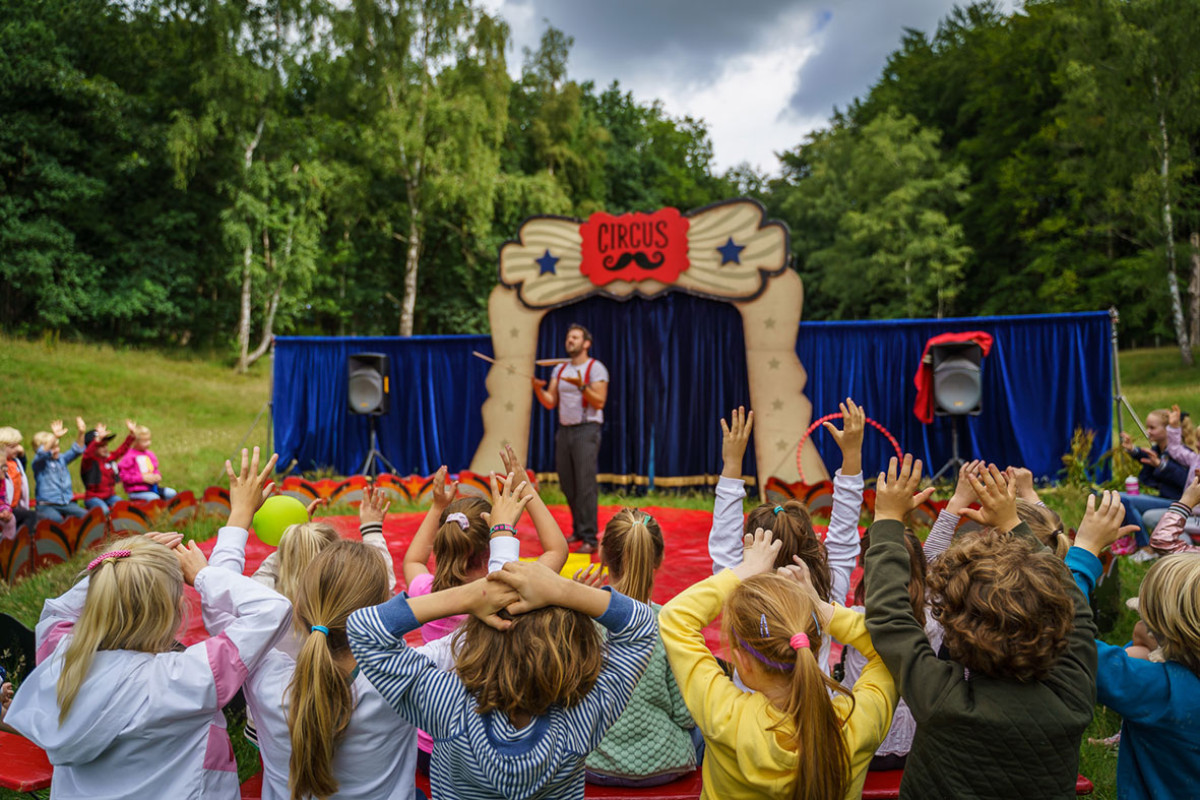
[1110,307,1148,439]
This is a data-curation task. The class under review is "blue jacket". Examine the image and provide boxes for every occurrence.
[1068,547,1200,799]
[32,442,83,505]
[1132,446,1190,500]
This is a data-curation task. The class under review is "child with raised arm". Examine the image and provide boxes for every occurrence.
[79,419,137,514]
[865,458,1096,799]
[660,528,896,799]
[348,472,657,800]
[4,454,290,798]
[1068,489,1200,799]
[118,424,176,501]
[32,417,88,522]
[1149,468,1200,554]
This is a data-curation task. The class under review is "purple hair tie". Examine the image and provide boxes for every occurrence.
[88,550,132,571]
[446,512,469,530]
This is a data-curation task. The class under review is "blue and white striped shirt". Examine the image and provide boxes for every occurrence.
[347,590,657,800]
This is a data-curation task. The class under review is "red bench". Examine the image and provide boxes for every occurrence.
[861,770,1095,798]
[0,731,54,795]
[415,770,703,799]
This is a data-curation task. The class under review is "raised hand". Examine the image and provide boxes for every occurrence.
[499,444,532,497]
[946,459,984,515]
[777,556,835,629]
[144,531,184,551]
[175,540,208,586]
[1181,469,1200,510]
[720,406,755,479]
[50,419,68,439]
[874,455,936,523]
[125,418,138,435]
[1170,404,1182,428]
[1075,490,1141,556]
[305,497,328,518]
[1005,465,1038,503]
[430,466,457,512]
[484,471,533,529]
[732,528,782,581]
[572,562,607,588]
[75,417,87,434]
[225,447,279,530]
[1120,431,1135,453]
[93,422,110,441]
[359,484,391,526]
[961,464,1020,531]
[822,398,865,475]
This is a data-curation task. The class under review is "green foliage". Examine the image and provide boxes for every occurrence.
[1060,426,1099,488]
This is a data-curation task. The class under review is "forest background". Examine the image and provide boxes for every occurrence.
[4,0,1200,370]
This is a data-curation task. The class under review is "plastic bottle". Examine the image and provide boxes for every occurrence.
[1125,475,1140,495]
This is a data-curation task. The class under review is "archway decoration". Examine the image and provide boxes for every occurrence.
[468,198,829,489]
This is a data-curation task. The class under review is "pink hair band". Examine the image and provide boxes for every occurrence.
[88,550,132,571]
[446,512,469,530]
[789,632,810,651]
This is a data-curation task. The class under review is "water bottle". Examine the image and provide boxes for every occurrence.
[1125,476,1140,495]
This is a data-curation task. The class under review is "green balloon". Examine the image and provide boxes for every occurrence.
[252,495,309,546]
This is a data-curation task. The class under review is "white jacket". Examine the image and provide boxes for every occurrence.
[7,566,291,799]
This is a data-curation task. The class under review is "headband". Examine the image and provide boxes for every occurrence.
[88,550,132,571]
[735,632,795,671]
[446,512,469,530]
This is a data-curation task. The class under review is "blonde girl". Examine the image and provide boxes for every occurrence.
[348,472,658,800]
[1069,490,1200,798]
[5,453,289,798]
[584,509,697,787]
[660,529,896,800]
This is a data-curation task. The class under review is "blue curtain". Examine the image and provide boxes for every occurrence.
[274,310,1112,484]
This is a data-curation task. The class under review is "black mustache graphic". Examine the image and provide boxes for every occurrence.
[602,251,666,271]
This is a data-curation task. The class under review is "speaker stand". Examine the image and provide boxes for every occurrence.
[358,417,396,478]
[930,417,966,482]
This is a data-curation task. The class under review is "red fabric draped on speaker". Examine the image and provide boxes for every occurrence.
[913,331,994,424]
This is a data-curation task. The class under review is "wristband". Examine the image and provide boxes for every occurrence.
[489,524,518,537]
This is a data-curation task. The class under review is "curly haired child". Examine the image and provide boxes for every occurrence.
[864,458,1097,799]
[1067,488,1200,799]
[660,528,896,799]
[348,472,658,800]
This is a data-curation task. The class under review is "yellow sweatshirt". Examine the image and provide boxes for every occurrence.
[659,569,897,800]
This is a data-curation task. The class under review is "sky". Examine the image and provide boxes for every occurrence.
[477,0,1019,174]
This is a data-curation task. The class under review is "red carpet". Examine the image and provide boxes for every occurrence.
[184,505,736,650]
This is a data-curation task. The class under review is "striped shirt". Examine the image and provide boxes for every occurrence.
[347,590,657,800]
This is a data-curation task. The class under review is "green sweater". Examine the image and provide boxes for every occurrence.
[585,603,697,780]
[863,520,1096,799]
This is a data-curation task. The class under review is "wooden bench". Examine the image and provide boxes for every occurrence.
[0,731,54,796]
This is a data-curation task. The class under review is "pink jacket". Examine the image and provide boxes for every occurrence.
[117,448,160,493]
[1150,502,1200,553]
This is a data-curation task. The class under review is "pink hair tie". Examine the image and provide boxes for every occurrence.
[88,550,132,571]
[446,512,469,530]
[789,632,810,651]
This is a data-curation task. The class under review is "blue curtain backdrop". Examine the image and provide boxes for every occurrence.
[273,309,1112,484]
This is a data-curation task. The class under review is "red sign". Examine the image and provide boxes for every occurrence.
[579,208,690,287]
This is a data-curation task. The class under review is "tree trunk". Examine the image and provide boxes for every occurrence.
[233,115,266,374]
[1190,231,1200,346]
[1154,76,1193,365]
[399,194,421,336]
[245,279,282,367]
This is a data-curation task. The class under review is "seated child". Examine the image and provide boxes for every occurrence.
[118,424,176,501]
[0,427,34,539]
[79,420,137,514]
[865,458,1096,799]
[660,528,896,799]
[1149,468,1200,555]
[4,451,290,798]
[1067,489,1200,799]
[32,418,88,522]
[348,471,657,800]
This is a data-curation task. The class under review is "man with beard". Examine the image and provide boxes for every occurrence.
[532,324,609,553]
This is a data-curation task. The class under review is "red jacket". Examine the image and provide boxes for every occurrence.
[81,434,134,500]
[913,331,994,424]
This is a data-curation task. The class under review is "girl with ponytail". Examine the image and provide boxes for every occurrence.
[6,449,291,799]
[583,509,699,787]
[660,529,896,799]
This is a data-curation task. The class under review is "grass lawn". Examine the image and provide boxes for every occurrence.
[1,336,1197,799]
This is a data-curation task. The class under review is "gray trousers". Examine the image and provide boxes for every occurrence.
[556,422,601,545]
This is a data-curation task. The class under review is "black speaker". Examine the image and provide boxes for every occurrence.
[931,342,983,416]
[348,353,390,415]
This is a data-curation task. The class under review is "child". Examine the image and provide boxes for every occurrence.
[1149,467,1200,554]
[0,427,34,539]
[348,471,658,800]
[118,424,176,501]
[1119,407,1196,557]
[32,418,88,522]
[3,453,290,798]
[864,458,1096,799]
[710,401,866,669]
[659,528,896,799]
[584,508,698,787]
[79,419,137,514]
[1066,489,1200,799]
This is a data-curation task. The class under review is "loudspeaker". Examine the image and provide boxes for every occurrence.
[348,353,390,415]
[931,342,983,416]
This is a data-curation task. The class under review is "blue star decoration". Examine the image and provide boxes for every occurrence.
[536,249,559,275]
[717,237,745,265]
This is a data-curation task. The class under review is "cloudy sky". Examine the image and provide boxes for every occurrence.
[477,0,1019,174]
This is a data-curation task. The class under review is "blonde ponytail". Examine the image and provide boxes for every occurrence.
[288,540,390,800]
[58,536,183,723]
[431,497,490,592]
[602,508,663,603]
[723,574,853,800]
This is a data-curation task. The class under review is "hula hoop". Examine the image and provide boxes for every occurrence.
[796,413,903,483]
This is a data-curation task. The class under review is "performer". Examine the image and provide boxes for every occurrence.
[532,324,609,553]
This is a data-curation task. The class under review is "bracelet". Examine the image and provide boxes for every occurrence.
[489,524,518,536]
